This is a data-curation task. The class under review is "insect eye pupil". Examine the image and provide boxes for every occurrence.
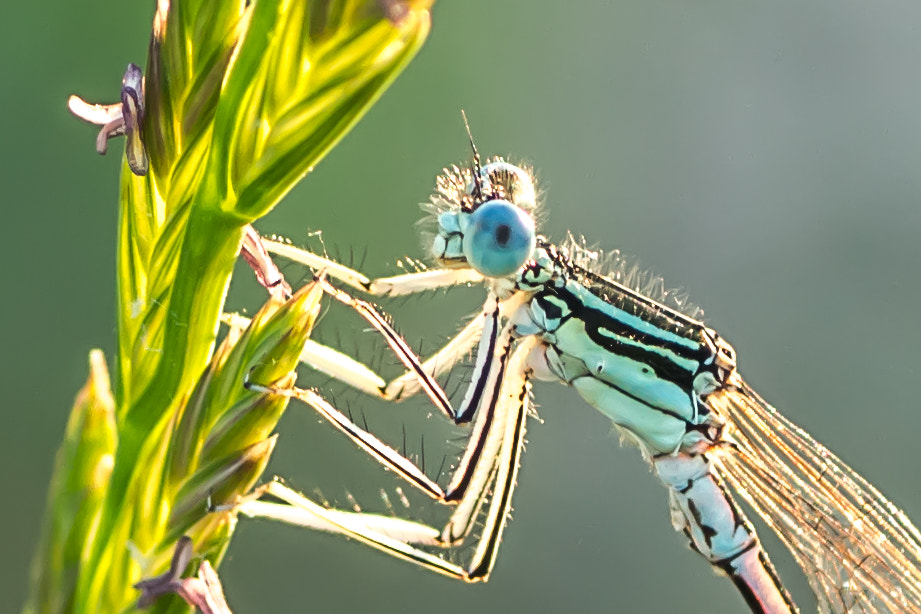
[495,224,511,246]
[462,199,536,278]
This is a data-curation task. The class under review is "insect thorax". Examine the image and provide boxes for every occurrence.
[509,243,733,454]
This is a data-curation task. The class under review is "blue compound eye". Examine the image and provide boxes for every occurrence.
[463,200,536,277]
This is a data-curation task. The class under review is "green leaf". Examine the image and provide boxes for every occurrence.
[207,0,433,219]
[24,351,116,614]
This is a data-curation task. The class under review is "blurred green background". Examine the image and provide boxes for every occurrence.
[5,1,921,612]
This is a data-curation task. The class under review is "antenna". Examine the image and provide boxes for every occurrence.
[461,110,484,201]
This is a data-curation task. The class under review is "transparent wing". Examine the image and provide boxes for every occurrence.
[708,377,921,614]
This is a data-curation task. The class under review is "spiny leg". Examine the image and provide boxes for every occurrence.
[225,273,458,419]
[225,269,520,510]
[240,338,536,581]
[306,286,528,514]
[231,229,510,420]
[239,240,537,577]
[261,238,512,404]
[227,268,523,426]
[295,252,537,545]
[263,238,484,297]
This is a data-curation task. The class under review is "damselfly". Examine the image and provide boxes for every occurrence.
[247,138,921,614]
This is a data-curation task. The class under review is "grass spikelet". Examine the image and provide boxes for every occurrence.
[27,1,434,612]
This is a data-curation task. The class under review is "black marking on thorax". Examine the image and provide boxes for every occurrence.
[522,248,718,390]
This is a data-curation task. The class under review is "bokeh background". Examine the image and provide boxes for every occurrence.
[5,1,921,612]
